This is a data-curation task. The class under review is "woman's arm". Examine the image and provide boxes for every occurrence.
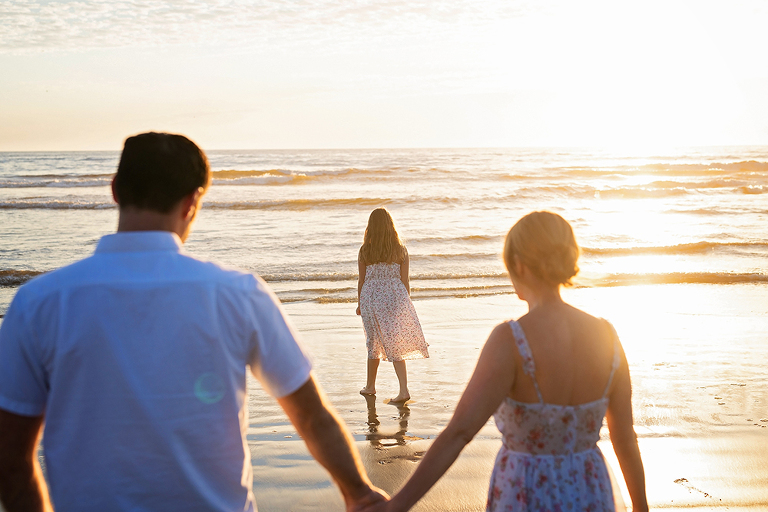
[605,342,648,512]
[399,248,410,295]
[356,251,366,316]
[386,323,516,511]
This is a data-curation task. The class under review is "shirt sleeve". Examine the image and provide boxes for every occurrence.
[0,291,48,416]
[247,279,312,398]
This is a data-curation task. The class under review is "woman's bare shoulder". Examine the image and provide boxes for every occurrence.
[565,305,616,346]
[487,320,515,344]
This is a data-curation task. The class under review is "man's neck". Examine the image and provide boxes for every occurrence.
[117,207,181,237]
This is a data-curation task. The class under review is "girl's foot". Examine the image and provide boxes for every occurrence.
[389,393,410,403]
[360,387,376,396]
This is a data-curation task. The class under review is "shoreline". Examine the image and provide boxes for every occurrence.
[251,283,768,510]
[3,283,765,511]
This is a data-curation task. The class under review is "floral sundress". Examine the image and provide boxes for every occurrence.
[487,320,624,511]
[360,262,429,362]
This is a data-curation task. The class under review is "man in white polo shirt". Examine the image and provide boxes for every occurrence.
[0,132,387,512]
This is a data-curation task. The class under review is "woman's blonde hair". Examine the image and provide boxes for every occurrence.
[360,208,406,265]
[504,211,580,287]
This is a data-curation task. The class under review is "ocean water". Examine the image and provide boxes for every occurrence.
[1,147,768,509]
[1,147,767,314]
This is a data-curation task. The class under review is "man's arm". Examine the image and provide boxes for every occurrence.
[0,409,52,512]
[277,375,388,511]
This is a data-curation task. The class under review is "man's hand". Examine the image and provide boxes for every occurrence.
[356,305,361,316]
[347,486,389,512]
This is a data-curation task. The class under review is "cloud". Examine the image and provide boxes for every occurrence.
[0,0,535,53]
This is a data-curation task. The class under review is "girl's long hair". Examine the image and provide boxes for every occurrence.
[360,208,406,265]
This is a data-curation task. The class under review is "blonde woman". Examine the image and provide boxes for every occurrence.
[374,211,648,511]
[357,208,429,403]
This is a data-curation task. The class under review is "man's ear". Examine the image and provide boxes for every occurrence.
[181,187,204,220]
[111,176,119,205]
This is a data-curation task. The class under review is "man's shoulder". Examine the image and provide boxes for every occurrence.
[170,255,283,320]
[17,255,99,296]
[176,253,265,292]
[18,251,268,301]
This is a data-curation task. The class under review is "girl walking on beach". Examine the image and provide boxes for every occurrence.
[357,208,429,403]
[373,211,648,511]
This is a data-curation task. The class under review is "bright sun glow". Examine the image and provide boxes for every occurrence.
[0,0,767,150]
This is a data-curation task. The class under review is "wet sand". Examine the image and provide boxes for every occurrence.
[248,283,768,510]
[4,283,765,512]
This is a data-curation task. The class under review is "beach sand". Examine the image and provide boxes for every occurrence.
[5,283,766,511]
[248,283,768,511]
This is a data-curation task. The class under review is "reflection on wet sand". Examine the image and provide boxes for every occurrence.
[358,394,499,509]
[359,394,424,500]
[364,394,413,447]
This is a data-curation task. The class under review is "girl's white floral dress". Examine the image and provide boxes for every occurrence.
[360,262,429,362]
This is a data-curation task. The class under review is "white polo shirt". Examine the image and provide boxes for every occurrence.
[0,231,312,512]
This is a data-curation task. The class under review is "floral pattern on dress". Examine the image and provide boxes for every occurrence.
[360,262,429,362]
[486,320,622,512]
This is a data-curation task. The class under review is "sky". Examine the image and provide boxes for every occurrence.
[1,0,767,151]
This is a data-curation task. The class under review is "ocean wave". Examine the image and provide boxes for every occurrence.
[543,161,768,182]
[259,272,359,282]
[204,196,462,210]
[212,169,316,185]
[205,198,393,210]
[512,184,697,200]
[3,267,765,304]
[410,284,511,293]
[275,272,768,303]
[0,175,113,188]
[739,185,767,194]
[412,234,502,244]
[581,242,768,257]
[645,178,751,189]
[0,199,114,209]
[419,252,498,260]
[0,197,399,211]
[307,288,515,304]
[638,160,768,175]
[0,268,509,287]
[543,167,638,179]
[211,167,399,185]
[5,160,765,194]
[0,167,403,189]
[592,186,692,199]
[0,270,46,287]
[259,271,509,282]
[583,272,768,287]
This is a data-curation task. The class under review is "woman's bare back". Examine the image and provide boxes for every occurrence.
[508,303,617,406]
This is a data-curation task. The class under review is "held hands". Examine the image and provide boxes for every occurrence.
[347,486,389,512]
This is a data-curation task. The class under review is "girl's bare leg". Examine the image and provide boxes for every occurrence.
[360,358,379,395]
[391,360,410,402]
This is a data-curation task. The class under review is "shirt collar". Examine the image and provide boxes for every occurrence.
[95,231,183,254]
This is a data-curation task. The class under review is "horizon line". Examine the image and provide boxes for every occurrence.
[3,144,768,154]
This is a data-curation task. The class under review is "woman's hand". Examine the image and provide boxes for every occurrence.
[347,487,390,512]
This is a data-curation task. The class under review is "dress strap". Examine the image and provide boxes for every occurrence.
[508,320,544,404]
[602,320,621,399]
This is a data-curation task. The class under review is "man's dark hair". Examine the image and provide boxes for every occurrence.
[114,132,210,213]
